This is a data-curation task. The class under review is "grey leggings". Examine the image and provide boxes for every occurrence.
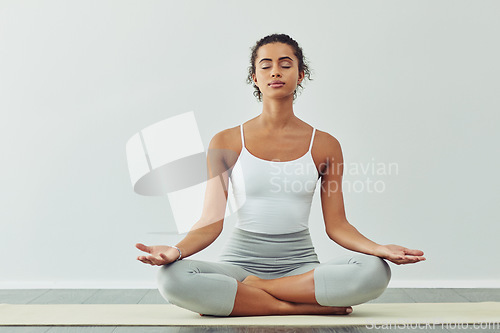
[157,227,391,316]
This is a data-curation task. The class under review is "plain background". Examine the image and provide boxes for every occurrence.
[1,0,498,288]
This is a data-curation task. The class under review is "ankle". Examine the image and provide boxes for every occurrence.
[276,300,296,315]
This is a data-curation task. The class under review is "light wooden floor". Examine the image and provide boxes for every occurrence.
[0,288,499,332]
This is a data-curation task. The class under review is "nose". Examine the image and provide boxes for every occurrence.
[271,65,282,78]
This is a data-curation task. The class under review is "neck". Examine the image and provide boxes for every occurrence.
[258,96,296,131]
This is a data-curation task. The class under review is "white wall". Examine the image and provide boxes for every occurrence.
[1,0,498,288]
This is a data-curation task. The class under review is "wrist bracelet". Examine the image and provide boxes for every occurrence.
[171,246,182,261]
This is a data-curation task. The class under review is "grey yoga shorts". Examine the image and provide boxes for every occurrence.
[157,227,391,316]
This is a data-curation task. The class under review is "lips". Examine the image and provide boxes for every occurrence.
[269,80,285,88]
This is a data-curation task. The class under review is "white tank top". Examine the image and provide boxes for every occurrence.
[230,124,320,234]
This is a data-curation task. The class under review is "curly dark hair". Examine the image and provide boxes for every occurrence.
[246,33,313,102]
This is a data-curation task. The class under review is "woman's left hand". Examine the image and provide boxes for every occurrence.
[373,244,426,265]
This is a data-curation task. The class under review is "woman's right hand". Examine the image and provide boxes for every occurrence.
[135,243,179,266]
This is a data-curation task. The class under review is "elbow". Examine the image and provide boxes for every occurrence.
[326,229,337,241]
[213,221,224,237]
[190,217,224,236]
[325,219,350,240]
[208,218,224,235]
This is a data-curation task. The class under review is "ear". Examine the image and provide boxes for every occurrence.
[252,73,258,86]
[298,70,305,84]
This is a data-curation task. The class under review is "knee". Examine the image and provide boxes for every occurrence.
[363,254,391,281]
[156,260,237,316]
[355,254,392,297]
[156,260,192,304]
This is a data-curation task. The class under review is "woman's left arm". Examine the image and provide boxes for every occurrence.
[318,132,426,265]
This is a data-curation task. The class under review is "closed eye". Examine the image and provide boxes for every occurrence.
[262,66,291,69]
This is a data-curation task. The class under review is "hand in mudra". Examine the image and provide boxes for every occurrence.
[373,244,426,265]
[136,243,178,266]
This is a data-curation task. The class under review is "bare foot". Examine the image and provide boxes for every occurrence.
[283,301,353,315]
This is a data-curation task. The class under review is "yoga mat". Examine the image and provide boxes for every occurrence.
[1,302,499,326]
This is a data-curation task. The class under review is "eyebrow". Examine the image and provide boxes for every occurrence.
[258,56,294,63]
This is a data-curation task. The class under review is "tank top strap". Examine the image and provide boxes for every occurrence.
[308,128,316,152]
[240,124,246,149]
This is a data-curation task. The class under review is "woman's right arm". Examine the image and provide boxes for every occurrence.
[136,130,232,265]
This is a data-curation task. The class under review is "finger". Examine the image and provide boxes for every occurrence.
[389,257,415,265]
[407,255,426,261]
[138,257,152,265]
[403,259,419,264]
[139,256,155,265]
[401,256,420,263]
[390,254,407,261]
[147,256,162,266]
[404,248,424,256]
[136,243,152,254]
[390,258,404,265]
[397,256,425,264]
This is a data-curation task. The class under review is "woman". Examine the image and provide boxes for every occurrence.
[136,33,426,317]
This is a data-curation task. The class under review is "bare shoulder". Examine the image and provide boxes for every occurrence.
[208,126,240,151]
[313,129,343,174]
[315,129,342,155]
[208,125,241,169]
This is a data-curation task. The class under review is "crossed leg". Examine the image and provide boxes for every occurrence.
[157,259,353,317]
[241,269,317,303]
[241,253,392,308]
[230,277,352,316]
[157,253,390,317]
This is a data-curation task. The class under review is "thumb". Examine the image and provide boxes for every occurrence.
[135,243,151,253]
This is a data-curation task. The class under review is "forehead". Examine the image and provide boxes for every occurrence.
[256,43,296,61]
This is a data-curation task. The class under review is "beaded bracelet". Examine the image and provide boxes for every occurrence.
[171,246,182,261]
